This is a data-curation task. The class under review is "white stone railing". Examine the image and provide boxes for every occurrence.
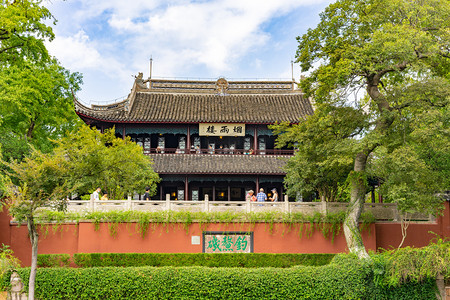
[65,195,434,222]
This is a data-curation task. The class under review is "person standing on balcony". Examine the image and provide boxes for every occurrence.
[143,187,150,200]
[91,187,101,201]
[246,190,256,202]
[269,189,278,202]
[256,188,267,202]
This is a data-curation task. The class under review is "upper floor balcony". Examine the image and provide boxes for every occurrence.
[143,147,295,155]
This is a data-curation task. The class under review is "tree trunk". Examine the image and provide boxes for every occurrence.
[343,73,395,259]
[26,216,38,300]
[26,119,35,140]
[343,151,370,259]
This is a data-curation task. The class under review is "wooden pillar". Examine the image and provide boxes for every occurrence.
[185,176,189,201]
[371,189,376,203]
[159,185,163,201]
[186,126,191,154]
[256,176,259,194]
[228,185,231,202]
[253,126,258,155]
[378,186,383,203]
[213,185,216,202]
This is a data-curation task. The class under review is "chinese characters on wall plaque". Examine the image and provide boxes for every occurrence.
[203,231,253,253]
[199,123,245,137]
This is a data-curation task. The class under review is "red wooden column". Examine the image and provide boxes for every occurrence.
[186,126,191,154]
[185,176,189,201]
[256,176,259,194]
[253,126,258,155]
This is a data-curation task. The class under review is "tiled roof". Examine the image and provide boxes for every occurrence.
[75,92,313,124]
[149,154,288,175]
[74,78,313,124]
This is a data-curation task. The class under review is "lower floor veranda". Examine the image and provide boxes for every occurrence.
[141,175,285,201]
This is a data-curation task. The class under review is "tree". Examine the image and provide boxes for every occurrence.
[271,104,367,202]
[276,0,450,258]
[0,0,54,64]
[55,125,160,199]
[3,148,71,300]
[0,60,83,155]
[2,125,160,299]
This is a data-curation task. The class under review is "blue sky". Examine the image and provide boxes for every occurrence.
[44,0,333,105]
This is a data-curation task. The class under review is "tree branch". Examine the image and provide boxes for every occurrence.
[0,43,23,54]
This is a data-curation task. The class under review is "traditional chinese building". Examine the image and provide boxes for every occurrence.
[73,74,314,201]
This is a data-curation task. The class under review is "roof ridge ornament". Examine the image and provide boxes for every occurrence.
[215,78,228,96]
[135,72,149,91]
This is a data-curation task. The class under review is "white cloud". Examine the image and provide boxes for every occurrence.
[46,30,124,75]
[44,0,332,101]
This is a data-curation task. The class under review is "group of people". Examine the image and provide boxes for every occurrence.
[246,188,278,202]
[91,187,108,201]
[92,187,278,202]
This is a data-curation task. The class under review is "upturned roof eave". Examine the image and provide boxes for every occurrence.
[156,171,287,175]
[75,112,299,125]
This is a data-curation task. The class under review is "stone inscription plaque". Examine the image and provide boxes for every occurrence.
[203,231,253,253]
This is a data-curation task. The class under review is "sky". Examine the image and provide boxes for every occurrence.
[44,0,333,105]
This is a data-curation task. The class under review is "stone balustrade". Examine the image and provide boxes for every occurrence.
[64,195,434,222]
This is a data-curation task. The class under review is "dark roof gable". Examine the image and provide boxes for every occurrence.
[74,78,314,124]
[149,154,287,175]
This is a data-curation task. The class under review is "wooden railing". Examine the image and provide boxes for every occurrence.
[144,147,295,155]
[66,195,434,222]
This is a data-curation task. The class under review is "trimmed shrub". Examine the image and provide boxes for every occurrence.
[13,255,438,300]
[15,256,368,300]
[37,254,71,268]
[72,253,334,268]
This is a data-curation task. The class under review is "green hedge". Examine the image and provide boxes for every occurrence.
[72,253,335,268]
[13,255,437,300]
[37,254,71,268]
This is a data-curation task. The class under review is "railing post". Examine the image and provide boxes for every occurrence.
[321,201,327,215]
[90,195,95,212]
[127,195,132,210]
[246,196,251,213]
[284,195,289,213]
[166,194,171,211]
[204,194,209,212]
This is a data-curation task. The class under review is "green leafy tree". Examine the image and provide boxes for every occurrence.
[3,148,72,300]
[2,126,160,299]
[56,125,160,200]
[275,0,450,258]
[271,104,367,202]
[0,0,54,64]
[0,60,83,155]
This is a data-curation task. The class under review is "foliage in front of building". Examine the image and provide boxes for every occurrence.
[33,209,375,242]
[0,244,21,291]
[36,254,71,268]
[7,254,440,299]
[372,237,450,287]
[35,253,334,268]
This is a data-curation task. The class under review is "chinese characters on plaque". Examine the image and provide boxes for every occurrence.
[199,123,245,137]
[203,231,253,253]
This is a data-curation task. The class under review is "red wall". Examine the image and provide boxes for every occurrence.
[3,201,449,267]
[9,222,376,266]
